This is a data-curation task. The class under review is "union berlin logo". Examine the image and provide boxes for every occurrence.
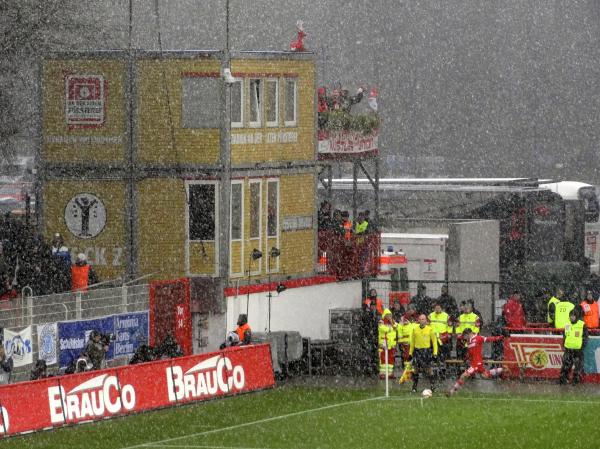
[508,342,564,369]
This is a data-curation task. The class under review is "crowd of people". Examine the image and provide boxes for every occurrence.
[0,215,99,302]
[318,201,377,238]
[359,283,599,393]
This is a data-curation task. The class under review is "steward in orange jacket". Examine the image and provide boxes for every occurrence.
[71,253,99,292]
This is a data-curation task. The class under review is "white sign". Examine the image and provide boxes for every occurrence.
[65,75,105,126]
[65,193,107,239]
[231,131,298,145]
[37,323,58,365]
[318,130,378,155]
[3,326,33,367]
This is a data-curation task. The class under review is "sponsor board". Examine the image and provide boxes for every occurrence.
[65,75,105,126]
[37,322,58,365]
[0,345,274,436]
[504,334,600,378]
[317,129,379,156]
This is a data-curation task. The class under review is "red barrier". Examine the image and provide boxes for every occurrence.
[0,344,274,437]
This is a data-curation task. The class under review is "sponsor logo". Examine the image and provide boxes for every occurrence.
[39,323,57,363]
[48,374,136,423]
[0,407,9,434]
[65,75,105,126]
[509,342,564,369]
[64,193,107,239]
[167,355,245,402]
[59,337,86,351]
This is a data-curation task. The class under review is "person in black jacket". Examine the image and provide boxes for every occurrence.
[559,310,589,386]
[0,346,13,385]
[437,285,458,322]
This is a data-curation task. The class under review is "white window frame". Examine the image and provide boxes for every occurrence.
[231,79,244,128]
[248,179,262,274]
[266,178,280,273]
[230,180,244,277]
[265,78,279,127]
[185,180,219,277]
[284,78,297,127]
[248,78,262,128]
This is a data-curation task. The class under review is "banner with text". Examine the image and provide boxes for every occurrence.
[57,312,149,368]
[0,344,274,437]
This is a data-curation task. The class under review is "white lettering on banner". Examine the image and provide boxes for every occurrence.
[115,317,139,329]
[0,407,9,434]
[59,337,86,351]
[167,355,245,402]
[44,135,123,145]
[508,342,564,370]
[318,130,378,154]
[48,374,135,424]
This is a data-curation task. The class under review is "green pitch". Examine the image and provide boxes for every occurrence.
[4,382,600,449]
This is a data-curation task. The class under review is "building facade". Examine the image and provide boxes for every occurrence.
[39,51,317,287]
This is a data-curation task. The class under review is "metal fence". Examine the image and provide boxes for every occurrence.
[1,284,149,382]
[366,278,500,325]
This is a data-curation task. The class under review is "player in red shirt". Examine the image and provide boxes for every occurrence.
[446,328,504,396]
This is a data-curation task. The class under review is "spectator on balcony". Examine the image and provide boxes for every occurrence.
[50,232,71,293]
[341,211,352,241]
[332,87,364,113]
[318,201,334,230]
[71,253,98,293]
[354,212,369,235]
[331,209,344,236]
[411,282,433,315]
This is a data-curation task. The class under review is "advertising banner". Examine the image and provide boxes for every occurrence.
[58,317,114,369]
[317,129,379,157]
[37,322,58,365]
[504,334,600,380]
[2,326,33,367]
[113,312,149,358]
[58,312,149,368]
[0,344,274,437]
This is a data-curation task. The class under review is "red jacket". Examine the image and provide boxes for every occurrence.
[503,296,526,328]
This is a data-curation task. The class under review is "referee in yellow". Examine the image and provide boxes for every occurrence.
[409,314,438,393]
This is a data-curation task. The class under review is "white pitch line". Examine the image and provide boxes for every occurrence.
[145,445,276,449]
[122,395,419,449]
[387,395,600,405]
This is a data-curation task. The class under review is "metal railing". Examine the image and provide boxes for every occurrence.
[0,284,149,382]
[366,278,500,325]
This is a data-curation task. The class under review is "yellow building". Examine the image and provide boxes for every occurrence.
[40,51,317,286]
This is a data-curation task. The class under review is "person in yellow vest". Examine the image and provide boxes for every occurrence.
[409,314,438,393]
[397,305,418,384]
[554,296,575,329]
[354,212,369,235]
[547,287,565,326]
[455,301,481,360]
[378,309,398,379]
[559,310,588,385]
[428,302,452,375]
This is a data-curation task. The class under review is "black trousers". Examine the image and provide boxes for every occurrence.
[412,348,435,390]
[559,349,584,385]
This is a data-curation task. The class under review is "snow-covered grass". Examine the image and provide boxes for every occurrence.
[4,384,600,449]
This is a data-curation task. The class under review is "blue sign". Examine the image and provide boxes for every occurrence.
[57,312,149,368]
[113,312,149,357]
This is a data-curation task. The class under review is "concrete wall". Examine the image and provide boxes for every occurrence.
[448,220,500,324]
[224,280,362,344]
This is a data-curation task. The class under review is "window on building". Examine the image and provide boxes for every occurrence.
[249,78,262,127]
[231,80,243,127]
[181,77,220,128]
[231,181,243,240]
[188,183,216,241]
[250,180,262,239]
[265,79,279,127]
[284,78,297,126]
[267,179,279,237]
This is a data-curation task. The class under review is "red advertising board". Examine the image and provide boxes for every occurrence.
[503,334,600,383]
[0,344,274,437]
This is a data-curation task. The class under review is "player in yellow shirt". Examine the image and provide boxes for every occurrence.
[409,314,438,393]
